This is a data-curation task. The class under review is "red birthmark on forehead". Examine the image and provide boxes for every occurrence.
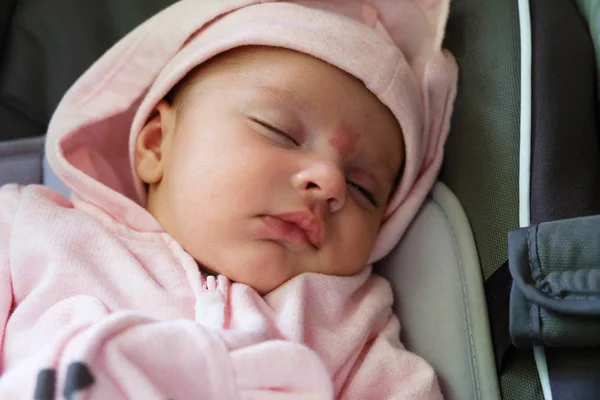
[328,122,360,157]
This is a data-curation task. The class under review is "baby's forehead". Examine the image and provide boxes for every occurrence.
[169,47,403,152]
[170,47,350,104]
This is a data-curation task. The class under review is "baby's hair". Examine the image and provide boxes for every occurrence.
[163,66,199,110]
[162,65,202,111]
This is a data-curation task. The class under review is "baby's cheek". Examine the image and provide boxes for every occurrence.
[363,219,385,257]
[340,219,377,269]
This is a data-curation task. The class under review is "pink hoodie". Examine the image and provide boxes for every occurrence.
[0,0,457,398]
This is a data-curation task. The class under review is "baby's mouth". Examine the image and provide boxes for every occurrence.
[259,211,324,250]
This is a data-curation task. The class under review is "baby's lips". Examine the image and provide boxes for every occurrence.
[272,210,325,249]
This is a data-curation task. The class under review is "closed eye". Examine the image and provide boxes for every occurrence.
[347,181,379,207]
[251,118,299,147]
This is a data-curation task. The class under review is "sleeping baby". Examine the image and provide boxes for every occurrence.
[0,0,457,398]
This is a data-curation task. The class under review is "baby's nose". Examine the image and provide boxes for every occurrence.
[291,163,346,213]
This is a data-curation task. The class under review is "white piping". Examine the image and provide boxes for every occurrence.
[518,0,532,229]
[517,0,552,399]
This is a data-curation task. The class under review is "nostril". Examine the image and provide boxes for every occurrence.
[305,182,318,190]
[327,197,342,213]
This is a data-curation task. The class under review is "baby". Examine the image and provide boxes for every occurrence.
[138,45,404,294]
[0,0,457,399]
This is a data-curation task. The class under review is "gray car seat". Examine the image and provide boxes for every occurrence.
[1,1,599,400]
[438,0,599,399]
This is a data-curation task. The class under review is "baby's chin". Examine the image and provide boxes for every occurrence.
[191,241,368,294]
[194,260,289,295]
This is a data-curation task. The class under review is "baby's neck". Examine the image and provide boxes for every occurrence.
[197,263,218,277]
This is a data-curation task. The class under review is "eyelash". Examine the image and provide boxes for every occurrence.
[347,181,379,207]
[253,118,300,146]
[254,118,379,207]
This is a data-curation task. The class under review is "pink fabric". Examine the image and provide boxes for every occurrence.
[0,185,441,399]
[0,0,457,398]
[46,0,458,263]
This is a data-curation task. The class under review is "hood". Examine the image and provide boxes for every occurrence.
[46,0,458,263]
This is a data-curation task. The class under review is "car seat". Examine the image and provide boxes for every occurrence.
[1,1,598,399]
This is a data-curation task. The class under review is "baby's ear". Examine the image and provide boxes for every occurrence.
[134,101,174,184]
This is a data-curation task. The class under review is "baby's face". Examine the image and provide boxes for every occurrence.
[136,47,403,294]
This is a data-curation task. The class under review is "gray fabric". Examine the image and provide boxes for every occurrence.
[0,136,44,186]
[526,0,600,396]
[538,216,600,280]
[547,348,600,399]
[0,135,71,194]
[0,0,179,141]
[0,0,17,46]
[571,0,600,100]
[509,282,539,347]
[0,101,47,141]
[539,311,600,347]
[42,155,71,198]
[509,216,600,347]
[499,348,544,400]
[530,0,600,224]
[443,1,539,397]
[442,0,521,281]
[376,182,500,400]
